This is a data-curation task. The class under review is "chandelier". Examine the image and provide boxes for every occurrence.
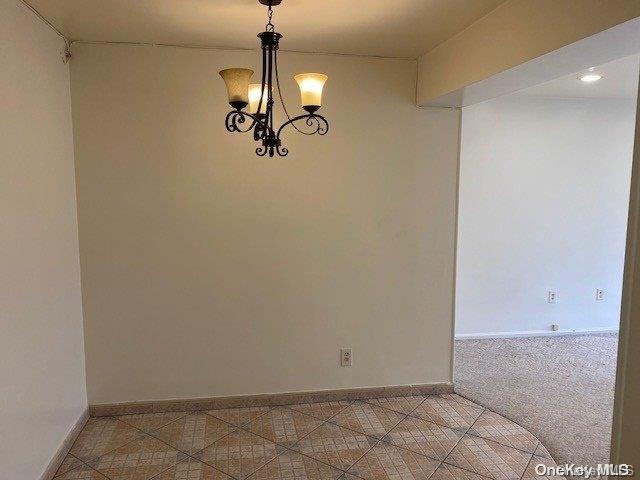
[219,0,329,157]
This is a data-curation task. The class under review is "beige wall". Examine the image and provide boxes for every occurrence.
[0,1,87,478]
[70,43,460,404]
[416,0,640,105]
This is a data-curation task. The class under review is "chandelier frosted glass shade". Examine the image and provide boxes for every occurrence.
[219,68,254,109]
[248,84,270,114]
[294,73,328,109]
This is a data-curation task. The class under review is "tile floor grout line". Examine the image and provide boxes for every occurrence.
[362,395,428,417]
[239,453,287,480]
[182,448,240,480]
[442,434,533,480]
[237,415,327,450]
[58,452,109,479]
[187,445,245,480]
[467,407,486,430]
[374,435,445,464]
[53,453,94,479]
[423,460,447,480]
[467,406,547,457]
[402,414,470,440]
[115,411,189,432]
[146,423,239,458]
[70,418,153,470]
[438,406,484,471]
[465,432,533,455]
[343,436,444,480]
[275,442,349,474]
[189,408,250,430]
[159,407,300,462]
[405,399,484,432]
[464,429,539,456]
[519,453,536,480]
[440,459,497,479]
[273,439,353,474]
[283,399,354,422]
[191,440,264,480]
[281,414,388,475]
[242,441,345,480]
[204,404,275,427]
[89,431,188,480]
[143,460,191,480]
[318,400,476,469]
[188,419,333,480]
[121,412,246,472]
[273,421,373,473]
[336,412,455,480]
[449,391,487,408]
[377,415,465,464]
[321,403,408,439]
[341,433,385,478]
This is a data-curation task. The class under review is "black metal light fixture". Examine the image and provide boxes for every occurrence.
[219,0,329,157]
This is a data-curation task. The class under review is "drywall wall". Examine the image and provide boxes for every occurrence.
[70,43,460,404]
[456,95,636,337]
[416,0,640,106]
[0,1,87,479]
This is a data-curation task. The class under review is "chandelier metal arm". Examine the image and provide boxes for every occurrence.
[276,113,329,140]
[274,48,304,136]
[266,43,274,135]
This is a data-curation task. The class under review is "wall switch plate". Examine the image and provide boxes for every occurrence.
[548,291,558,304]
[596,289,605,301]
[340,348,352,367]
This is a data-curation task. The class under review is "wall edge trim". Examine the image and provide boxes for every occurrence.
[40,408,89,480]
[89,383,454,417]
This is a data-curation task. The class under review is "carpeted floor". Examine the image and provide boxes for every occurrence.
[454,334,618,466]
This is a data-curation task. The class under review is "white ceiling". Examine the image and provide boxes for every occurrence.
[25,0,506,59]
[514,54,640,100]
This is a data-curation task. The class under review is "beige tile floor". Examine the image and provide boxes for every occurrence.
[54,394,564,480]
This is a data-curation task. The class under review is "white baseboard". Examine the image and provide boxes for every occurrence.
[40,408,89,480]
[455,327,618,340]
[89,383,454,416]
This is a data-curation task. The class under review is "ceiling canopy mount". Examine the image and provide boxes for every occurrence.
[258,0,282,6]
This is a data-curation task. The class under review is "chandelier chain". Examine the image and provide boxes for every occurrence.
[266,5,275,32]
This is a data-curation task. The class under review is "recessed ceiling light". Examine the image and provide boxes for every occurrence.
[578,72,602,83]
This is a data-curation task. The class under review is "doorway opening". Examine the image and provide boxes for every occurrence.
[453,54,640,464]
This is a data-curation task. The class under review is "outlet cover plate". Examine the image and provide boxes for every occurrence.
[340,348,352,367]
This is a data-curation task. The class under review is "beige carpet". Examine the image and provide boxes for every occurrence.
[454,333,618,466]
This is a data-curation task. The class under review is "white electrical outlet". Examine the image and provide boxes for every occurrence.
[596,289,605,301]
[340,348,352,367]
[548,291,558,304]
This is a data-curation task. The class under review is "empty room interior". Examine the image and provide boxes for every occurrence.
[3,1,640,479]
[454,54,639,466]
